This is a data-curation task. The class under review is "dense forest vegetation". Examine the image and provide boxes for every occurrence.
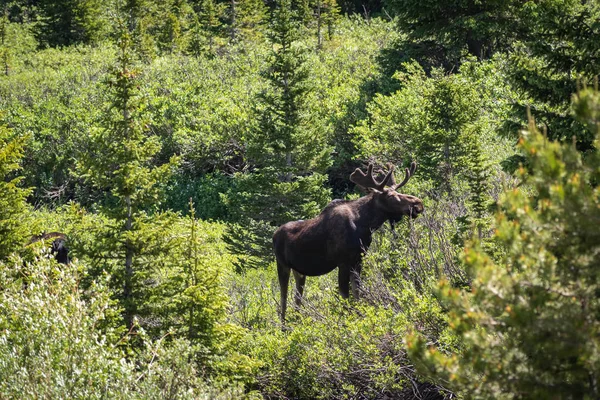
[0,0,599,398]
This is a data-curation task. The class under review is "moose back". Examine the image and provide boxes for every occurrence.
[273,162,424,322]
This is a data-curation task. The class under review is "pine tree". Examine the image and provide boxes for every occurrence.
[151,0,194,54]
[408,86,600,398]
[248,0,331,173]
[383,0,521,70]
[224,0,331,270]
[190,0,226,54]
[116,0,156,59]
[298,0,340,49]
[76,18,178,329]
[0,6,10,75]
[507,0,600,152]
[319,0,339,46]
[35,0,106,47]
[465,142,490,240]
[0,125,31,260]
[228,0,267,43]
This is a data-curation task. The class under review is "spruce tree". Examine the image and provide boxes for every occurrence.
[151,0,194,54]
[383,0,520,70]
[190,0,226,53]
[228,0,267,42]
[248,0,331,174]
[319,0,339,46]
[224,0,331,269]
[408,87,600,398]
[0,6,10,75]
[76,17,178,329]
[35,0,106,47]
[299,0,340,49]
[0,125,31,260]
[507,0,600,152]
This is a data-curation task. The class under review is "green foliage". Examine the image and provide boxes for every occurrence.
[408,89,600,398]
[35,0,108,47]
[141,46,267,175]
[140,0,195,55]
[30,203,259,386]
[0,253,251,399]
[224,0,334,270]
[0,16,388,206]
[306,16,395,173]
[0,9,36,75]
[248,0,331,172]
[165,172,231,219]
[318,0,340,44]
[190,0,227,53]
[0,124,31,260]
[229,0,268,43]
[384,0,520,69]
[353,58,511,245]
[226,168,330,225]
[507,0,600,152]
[354,60,511,197]
[76,31,177,209]
[0,44,115,204]
[142,206,259,382]
[0,254,131,398]
[76,24,179,328]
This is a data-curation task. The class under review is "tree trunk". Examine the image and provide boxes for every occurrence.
[124,195,134,330]
[316,0,323,49]
[230,0,237,41]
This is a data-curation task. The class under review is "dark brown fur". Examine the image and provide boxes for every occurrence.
[274,163,423,322]
[28,232,70,265]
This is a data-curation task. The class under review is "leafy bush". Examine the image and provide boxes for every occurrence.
[0,251,253,399]
[0,254,130,398]
[165,172,232,220]
[0,124,33,260]
[228,188,471,398]
[354,60,513,187]
[408,88,600,398]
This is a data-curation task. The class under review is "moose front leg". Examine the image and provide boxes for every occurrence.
[338,262,362,300]
[338,266,350,299]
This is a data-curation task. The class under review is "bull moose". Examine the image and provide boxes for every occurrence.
[273,161,424,322]
[28,232,70,264]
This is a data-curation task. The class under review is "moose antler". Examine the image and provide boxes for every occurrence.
[350,163,395,191]
[27,231,68,245]
[389,161,417,191]
[351,161,417,192]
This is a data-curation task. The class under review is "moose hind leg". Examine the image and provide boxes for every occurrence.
[292,270,306,308]
[350,263,363,299]
[277,261,291,323]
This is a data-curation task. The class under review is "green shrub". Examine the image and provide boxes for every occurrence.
[0,254,129,398]
[0,124,33,260]
[408,88,600,399]
[229,203,463,398]
[164,173,232,220]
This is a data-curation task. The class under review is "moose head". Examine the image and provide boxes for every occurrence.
[27,232,70,265]
[350,161,424,220]
[273,161,423,323]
